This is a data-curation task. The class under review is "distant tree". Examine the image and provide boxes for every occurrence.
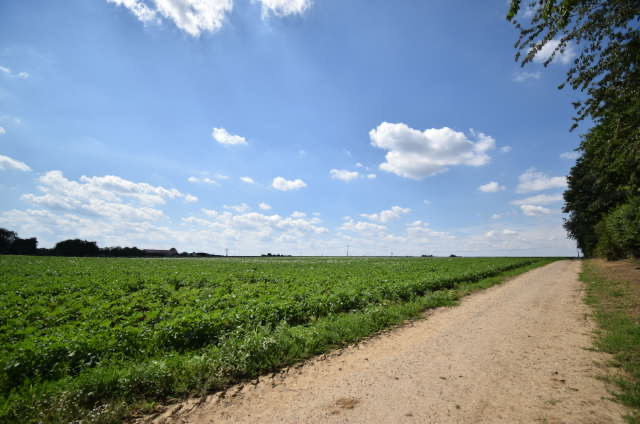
[0,228,17,253]
[54,239,100,257]
[10,237,38,255]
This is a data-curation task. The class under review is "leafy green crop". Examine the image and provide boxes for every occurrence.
[0,255,545,422]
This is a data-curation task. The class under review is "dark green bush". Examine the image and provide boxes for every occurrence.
[595,197,640,260]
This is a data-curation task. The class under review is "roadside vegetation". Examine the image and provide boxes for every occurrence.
[0,255,554,423]
[582,259,640,423]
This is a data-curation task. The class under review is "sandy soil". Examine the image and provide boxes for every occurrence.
[142,260,628,424]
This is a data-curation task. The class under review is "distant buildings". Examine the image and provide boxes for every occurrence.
[143,248,178,257]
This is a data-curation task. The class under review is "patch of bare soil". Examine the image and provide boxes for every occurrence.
[141,260,628,423]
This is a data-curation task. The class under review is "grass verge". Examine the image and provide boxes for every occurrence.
[0,258,555,424]
[582,259,640,423]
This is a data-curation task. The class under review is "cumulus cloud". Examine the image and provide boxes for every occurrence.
[560,151,580,160]
[513,71,541,82]
[367,174,377,179]
[520,204,552,216]
[511,193,563,206]
[187,208,328,241]
[533,39,577,65]
[406,220,453,240]
[188,176,220,185]
[19,171,186,222]
[291,211,306,218]
[224,203,250,213]
[500,146,512,153]
[516,168,567,193]
[258,202,272,210]
[257,0,312,17]
[340,219,387,234]
[478,181,506,193]
[0,154,31,172]
[107,0,232,36]
[370,123,496,179]
[361,206,411,223]
[107,0,311,36]
[240,176,255,184]
[184,194,198,203]
[329,169,359,182]
[272,176,306,191]
[212,127,247,145]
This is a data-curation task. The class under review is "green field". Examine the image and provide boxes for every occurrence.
[0,255,553,423]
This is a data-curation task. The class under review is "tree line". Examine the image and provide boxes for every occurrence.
[509,0,639,259]
[0,228,221,258]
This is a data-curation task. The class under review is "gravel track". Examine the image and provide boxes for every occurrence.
[145,260,627,424]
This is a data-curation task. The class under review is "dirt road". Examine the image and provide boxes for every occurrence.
[147,260,627,423]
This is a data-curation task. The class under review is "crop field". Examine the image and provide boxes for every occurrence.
[0,255,552,423]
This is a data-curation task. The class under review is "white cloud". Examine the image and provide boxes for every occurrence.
[107,0,311,36]
[212,127,247,145]
[0,65,29,79]
[513,71,541,82]
[258,202,272,210]
[19,171,185,222]
[355,162,364,168]
[0,127,5,135]
[240,176,255,184]
[340,219,387,234]
[272,176,307,191]
[367,174,377,179]
[188,176,220,185]
[0,154,31,172]
[511,193,563,206]
[533,39,577,65]
[560,151,580,160]
[406,220,453,240]
[520,204,552,216]
[185,194,198,203]
[361,206,411,223]
[291,211,306,218]
[478,181,506,193]
[500,146,512,153]
[224,203,251,213]
[423,200,432,205]
[369,123,496,179]
[257,0,312,17]
[491,213,503,220]
[107,0,158,22]
[485,229,518,238]
[329,169,359,182]
[108,0,232,36]
[516,168,567,193]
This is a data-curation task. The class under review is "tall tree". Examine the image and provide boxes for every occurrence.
[508,0,640,256]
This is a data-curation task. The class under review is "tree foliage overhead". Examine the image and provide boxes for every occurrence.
[508,0,640,128]
[508,0,640,258]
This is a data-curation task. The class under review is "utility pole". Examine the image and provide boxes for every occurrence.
[225,248,228,257]
[346,244,350,257]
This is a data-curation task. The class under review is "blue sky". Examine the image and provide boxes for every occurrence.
[0,0,582,256]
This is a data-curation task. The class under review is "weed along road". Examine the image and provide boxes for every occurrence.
[146,260,628,424]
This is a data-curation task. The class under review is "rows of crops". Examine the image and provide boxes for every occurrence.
[0,255,546,422]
